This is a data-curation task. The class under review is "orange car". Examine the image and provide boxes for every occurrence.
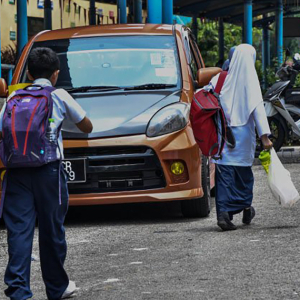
[0,24,221,218]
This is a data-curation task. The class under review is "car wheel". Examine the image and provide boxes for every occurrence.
[181,155,211,218]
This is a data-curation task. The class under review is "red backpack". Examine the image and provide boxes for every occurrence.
[190,71,227,159]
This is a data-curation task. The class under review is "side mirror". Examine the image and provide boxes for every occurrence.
[0,79,8,98]
[197,67,222,87]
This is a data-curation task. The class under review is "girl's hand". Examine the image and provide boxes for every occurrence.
[261,134,273,150]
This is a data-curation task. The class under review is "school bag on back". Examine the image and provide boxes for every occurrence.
[0,85,59,168]
[190,71,227,159]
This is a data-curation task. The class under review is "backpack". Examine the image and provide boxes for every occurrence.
[190,71,227,159]
[0,85,59,168]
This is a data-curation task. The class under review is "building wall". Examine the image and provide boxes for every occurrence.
[0,0,122,52]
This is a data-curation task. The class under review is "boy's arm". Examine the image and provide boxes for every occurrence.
[53,89,93,133]
[75,116,93,133]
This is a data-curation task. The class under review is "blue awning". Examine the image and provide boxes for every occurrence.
[173,15,192,25]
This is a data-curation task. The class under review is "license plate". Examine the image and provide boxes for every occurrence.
[62,158,86,183]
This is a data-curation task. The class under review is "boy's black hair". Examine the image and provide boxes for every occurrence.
[28,47,60,80]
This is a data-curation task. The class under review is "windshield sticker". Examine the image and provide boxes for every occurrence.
[150,53,162,65]
[162,53,176,67]
[155,68,176,77]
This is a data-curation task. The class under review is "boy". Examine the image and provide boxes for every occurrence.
[0,47,93,300]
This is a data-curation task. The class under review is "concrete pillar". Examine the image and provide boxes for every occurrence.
[276,0,283,65]
[89,0,96,25]
[243,0,253,45]
[44,0,52,30]
[134,0,143,23]
[118,0,127,24]
[147,0,162,24]
[162,0,173,24]
[262,22,270,88]
[192,15,198,42]
[219,18,225,63]
[17,0,28,58]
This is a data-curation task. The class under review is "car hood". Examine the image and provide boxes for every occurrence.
[62,90,182,139]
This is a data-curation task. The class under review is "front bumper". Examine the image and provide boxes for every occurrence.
[63,124,203,206]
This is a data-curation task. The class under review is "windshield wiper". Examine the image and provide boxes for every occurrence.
[124,83,177,91]
[65,86,123,93]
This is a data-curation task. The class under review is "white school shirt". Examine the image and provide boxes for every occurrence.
[206,74,271,167]
[0,78,86,159]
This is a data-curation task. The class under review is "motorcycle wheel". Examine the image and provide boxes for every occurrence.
[256,116,285,154]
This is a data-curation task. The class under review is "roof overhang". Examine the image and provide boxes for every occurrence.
[82,0,300,25]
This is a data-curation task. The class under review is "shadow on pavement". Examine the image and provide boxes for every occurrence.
[0,201,206,229]
[65,201,198,226]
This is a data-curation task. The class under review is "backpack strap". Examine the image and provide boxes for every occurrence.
[43,86,56,93]
[43,86,63,206]
[214,71,228,95]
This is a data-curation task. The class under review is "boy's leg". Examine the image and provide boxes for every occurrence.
[32,162,69,300]
[3,168,35,300]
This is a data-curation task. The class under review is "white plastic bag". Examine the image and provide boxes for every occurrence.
[268,148,300,207]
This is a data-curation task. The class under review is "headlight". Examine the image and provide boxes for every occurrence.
[146,103,189,137]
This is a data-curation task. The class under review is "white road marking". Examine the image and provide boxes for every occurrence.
[108,254,118,256]
[129,261,143,265]
[133,248,148,251]
[250,240,260,242]
[103,278,120,284]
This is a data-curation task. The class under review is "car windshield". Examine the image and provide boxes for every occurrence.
[21,35,181,90]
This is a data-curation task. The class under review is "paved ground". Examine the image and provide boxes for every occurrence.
[1,163,300,300]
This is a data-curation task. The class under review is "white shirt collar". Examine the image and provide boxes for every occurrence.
[33,78,52,87]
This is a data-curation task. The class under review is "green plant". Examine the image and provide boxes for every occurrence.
[189,20,262,67]
[1,45,17,65]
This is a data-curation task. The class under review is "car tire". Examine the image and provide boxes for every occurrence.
[181,155,211,218]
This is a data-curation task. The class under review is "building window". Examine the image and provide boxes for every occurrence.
[9,0,15,4]
[28,17,44,40]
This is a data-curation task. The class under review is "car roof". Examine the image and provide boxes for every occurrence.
[35,24,176,42]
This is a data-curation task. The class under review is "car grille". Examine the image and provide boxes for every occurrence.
[64,146,166,194]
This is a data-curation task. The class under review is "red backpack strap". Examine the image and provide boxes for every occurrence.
[214,71,228,95]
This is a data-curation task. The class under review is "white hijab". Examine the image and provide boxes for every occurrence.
[218,44,263,127]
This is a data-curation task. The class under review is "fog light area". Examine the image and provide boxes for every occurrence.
[170,161,185,175]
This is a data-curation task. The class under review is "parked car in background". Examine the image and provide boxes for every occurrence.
[0,24,221,218]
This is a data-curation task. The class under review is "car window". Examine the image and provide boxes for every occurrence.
[190,37,204,68]
[181,28,191,65]
[20,36,181,89]
[189,44,199,80]
[181,28,200,81]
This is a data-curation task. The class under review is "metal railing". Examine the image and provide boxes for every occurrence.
[1,64,14,85]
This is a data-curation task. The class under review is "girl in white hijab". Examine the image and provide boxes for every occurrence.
[208,44,273,231]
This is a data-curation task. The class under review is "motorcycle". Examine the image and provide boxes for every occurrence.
[261,50,300,152]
